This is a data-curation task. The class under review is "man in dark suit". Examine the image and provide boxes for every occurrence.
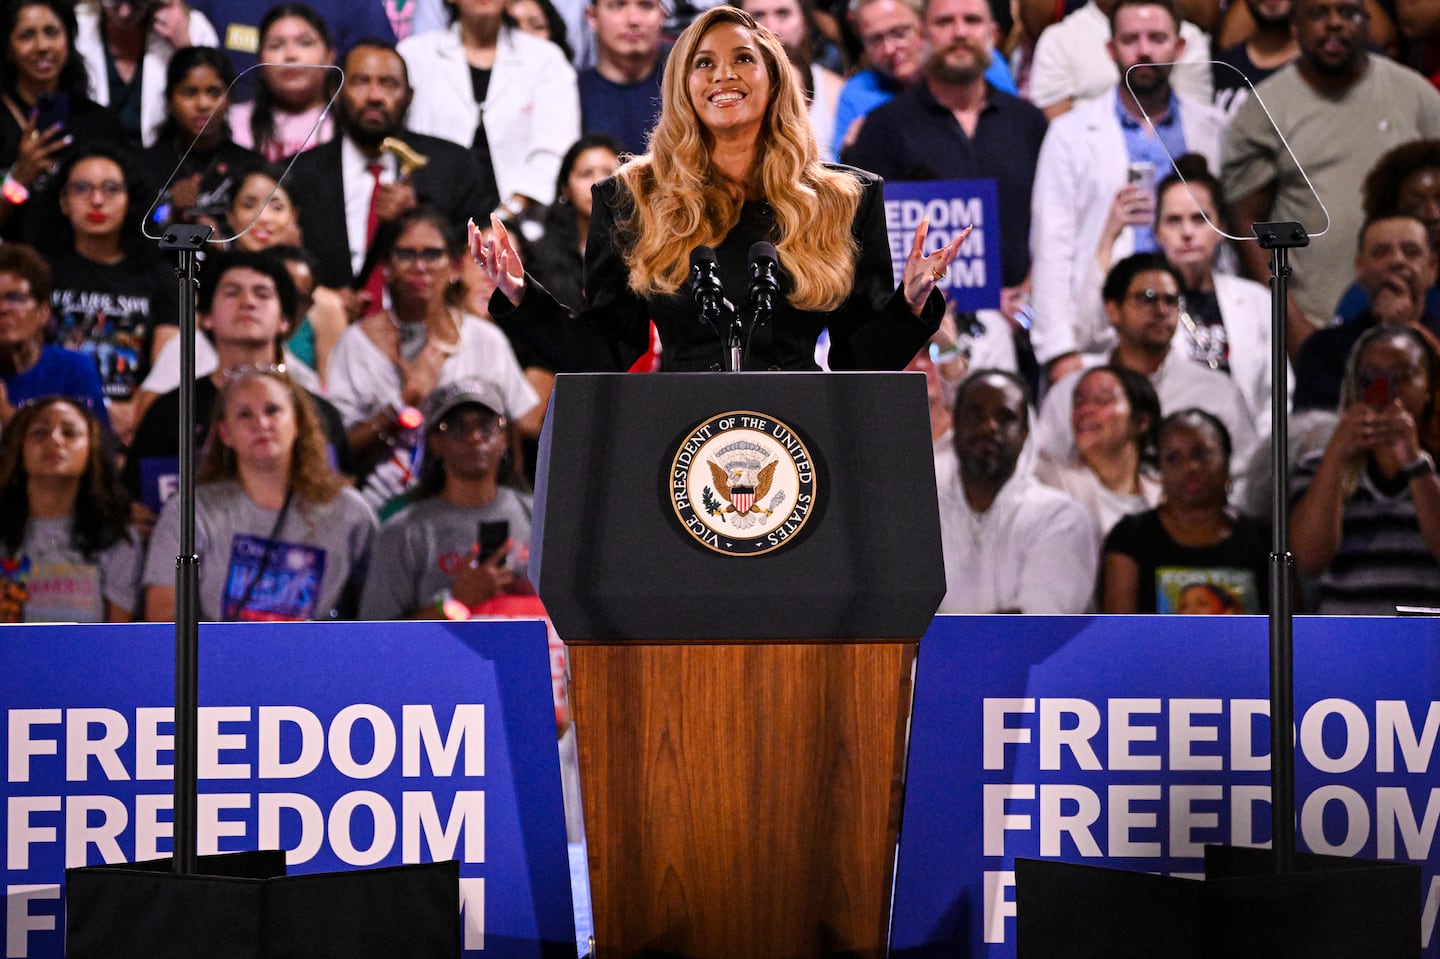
[284,40,487,310]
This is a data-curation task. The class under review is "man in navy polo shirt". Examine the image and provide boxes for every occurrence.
[842,0,1046,322]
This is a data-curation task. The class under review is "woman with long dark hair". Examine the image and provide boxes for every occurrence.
[326,206,541,509]
[142,367,374,622]
[46,142,178,444]
[141,45,264,230]
[1035,363,1161,540]
[475,5,964,373]
[73,0,220,146]
[0,396,137,622]
[1292,325,1440,613]
[523,133,623,312]
[0,0,126,238]
[227,3,336,161]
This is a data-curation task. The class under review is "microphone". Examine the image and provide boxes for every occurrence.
[744,241,780,330]
[689,245,731,335]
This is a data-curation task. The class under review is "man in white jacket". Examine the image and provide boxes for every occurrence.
[1027,0,1226,386]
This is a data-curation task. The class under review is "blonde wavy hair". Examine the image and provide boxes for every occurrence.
[617,5,864,311]
[199,368,344,507]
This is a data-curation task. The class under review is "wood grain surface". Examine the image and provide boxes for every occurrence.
[569,640,917,958]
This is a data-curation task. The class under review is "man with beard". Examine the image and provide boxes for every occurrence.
[832,0,1014,158]
[842,0,1047,317]
[935,368,1096,613]
[1223,0,1440,343]
[284,41,488,299]
[1211,0,1298,115]
[1032,253,1259,493]
[1028,0,1212,121]
[1293,214,1440,412]
[1028,0,1226,385]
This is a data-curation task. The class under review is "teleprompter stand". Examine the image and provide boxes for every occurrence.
[532,371,946,957]
[63,226,460,958]
[1015,224,1421,956]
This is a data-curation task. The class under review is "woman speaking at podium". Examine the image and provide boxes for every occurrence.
[471,4,968,373]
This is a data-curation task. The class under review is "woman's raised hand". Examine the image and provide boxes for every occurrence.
[902,219,971,316]
[467,214,527,306]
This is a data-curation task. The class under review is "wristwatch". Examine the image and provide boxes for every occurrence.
[1400,451,1436,482]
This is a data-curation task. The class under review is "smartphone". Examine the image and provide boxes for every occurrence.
[1127,161,1156,201]
[34,92,69,132]
[478,520,510,562]
[1362,372,1393,409]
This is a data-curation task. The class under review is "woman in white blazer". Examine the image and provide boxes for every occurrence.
[74,0,218,147]
[398,8,579,218]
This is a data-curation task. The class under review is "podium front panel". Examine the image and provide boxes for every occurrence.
[530,371,944,641]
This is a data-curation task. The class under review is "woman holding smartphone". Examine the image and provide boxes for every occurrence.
[358,378,536,621]
[1291,324,1440,614]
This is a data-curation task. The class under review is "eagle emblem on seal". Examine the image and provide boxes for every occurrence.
[704,441,788,530]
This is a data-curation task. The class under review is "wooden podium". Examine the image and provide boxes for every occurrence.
[531,373,945,958]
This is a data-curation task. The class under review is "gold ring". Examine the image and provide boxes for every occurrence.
[930,267,946,281]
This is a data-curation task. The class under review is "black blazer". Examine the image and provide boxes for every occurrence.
[284,130,489,289]
[495,166,942,373]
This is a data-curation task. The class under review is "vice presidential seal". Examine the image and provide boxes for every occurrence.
[668,410,818,556]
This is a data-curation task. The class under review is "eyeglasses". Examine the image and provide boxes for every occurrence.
[435,413,507,439]
[222,362,288,379]
[66,180,126,199]
[391,246,449,265]
[1127,289,1182,310]
[860,22,916,49]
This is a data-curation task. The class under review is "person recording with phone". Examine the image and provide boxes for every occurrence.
[0,0,126,241]
[1291,324,1440,614]
[1293,214,1440,414]
[359,379,537,621]
[471,5,965,374]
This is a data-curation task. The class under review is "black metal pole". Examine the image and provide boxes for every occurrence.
[160,224,213,875]
[1253,220,1308,873]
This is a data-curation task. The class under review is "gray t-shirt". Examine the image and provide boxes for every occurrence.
[358,489,534,620]
[1222,57,1440,323]
[143,480,377,621]
[1,517,140,622]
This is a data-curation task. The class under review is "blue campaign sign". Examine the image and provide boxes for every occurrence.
[892,615,1440,957]
[2,620,574,959]
[883,179,1002,312]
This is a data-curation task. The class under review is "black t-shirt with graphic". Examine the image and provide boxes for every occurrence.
[49,252,179,401]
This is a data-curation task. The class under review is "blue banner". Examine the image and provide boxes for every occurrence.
[883,179,1002,312]
[892,615,1440,956]
[2,620,574,958]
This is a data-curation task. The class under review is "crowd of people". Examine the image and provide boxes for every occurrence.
[0,0,1437,624]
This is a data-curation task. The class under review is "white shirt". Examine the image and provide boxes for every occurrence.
[1028,1,1213,111]
[324,312,540,427]
[342,138,397,278]
[935,435,1098,614]
[139,332,322,395]
[1034,348,1261,504]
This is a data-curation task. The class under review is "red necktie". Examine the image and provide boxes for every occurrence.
[360,162,386,314]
